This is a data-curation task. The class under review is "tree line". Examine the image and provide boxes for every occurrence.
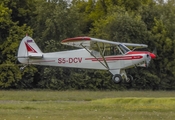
[0,0,175,90]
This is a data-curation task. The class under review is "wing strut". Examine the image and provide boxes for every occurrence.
[95,42,109,69]
[80,43,109,69]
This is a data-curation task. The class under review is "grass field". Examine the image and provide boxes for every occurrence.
[0,90,175,120]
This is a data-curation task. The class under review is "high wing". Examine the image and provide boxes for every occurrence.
[61,37,91,48]
[61,37,148,48]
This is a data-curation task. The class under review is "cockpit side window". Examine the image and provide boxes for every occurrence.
[104,45,130,56]
[110,46,121,55]
[91,44,131,57]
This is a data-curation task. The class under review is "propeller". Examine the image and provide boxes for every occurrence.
[145,54,150,67]
[152,47,157,56]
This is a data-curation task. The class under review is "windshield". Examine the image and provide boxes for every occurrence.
[118,44,130,54]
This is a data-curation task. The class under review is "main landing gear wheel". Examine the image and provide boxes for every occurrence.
[125,75,133,84]
[112,74,122,84]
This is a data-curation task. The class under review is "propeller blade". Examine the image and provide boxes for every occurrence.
[146,54,151,67]
[152,47,157,56]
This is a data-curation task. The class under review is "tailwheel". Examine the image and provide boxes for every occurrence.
[125,75,133,84]
[20,64,28,71]
[112,74,122,84]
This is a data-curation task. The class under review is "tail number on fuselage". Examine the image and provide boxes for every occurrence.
[58,57,82,64]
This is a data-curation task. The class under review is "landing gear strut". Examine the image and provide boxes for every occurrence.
[111,70,133,84]
[124,75,133,84]
[20,65,27,71]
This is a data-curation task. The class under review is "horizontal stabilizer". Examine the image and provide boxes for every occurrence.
[28,53,43,58]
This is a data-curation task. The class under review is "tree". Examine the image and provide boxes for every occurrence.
[0,2,12,43]
[0,0,35,89]
[5,0,37,26]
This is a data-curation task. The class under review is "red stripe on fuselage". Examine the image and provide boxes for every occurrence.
[126,51,150,55]
[127,51,156,59]
[25,60,56,64]
[85,55,143,61]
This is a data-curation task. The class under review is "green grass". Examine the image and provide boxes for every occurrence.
[0,90,175,120]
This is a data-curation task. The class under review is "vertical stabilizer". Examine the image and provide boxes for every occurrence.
[17,35,43,64]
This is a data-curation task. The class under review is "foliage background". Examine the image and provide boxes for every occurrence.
[0,0,175,90]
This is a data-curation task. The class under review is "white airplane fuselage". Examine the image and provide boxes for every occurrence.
[18,48,147,70]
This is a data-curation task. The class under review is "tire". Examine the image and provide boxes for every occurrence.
[112,74,122,84]
[125,75,133,84]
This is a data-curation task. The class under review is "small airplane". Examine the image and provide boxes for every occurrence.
[17,35,156,84]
